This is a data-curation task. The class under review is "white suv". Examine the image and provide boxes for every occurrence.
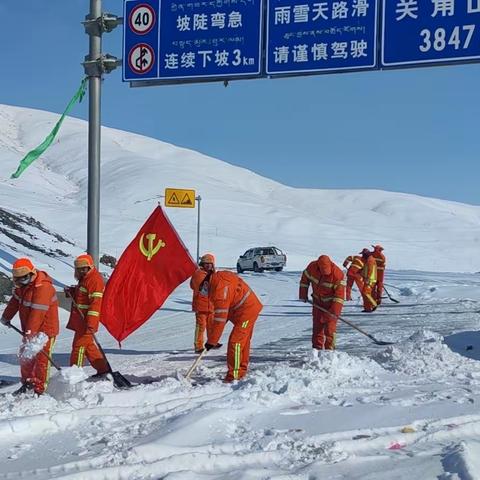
[236,247,287,273]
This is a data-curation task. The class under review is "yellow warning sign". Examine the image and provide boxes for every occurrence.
[165,188,196,208]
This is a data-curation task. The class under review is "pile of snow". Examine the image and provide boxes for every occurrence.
[243,350,385,406]
[374,329,479,379]
[18,332,48,360]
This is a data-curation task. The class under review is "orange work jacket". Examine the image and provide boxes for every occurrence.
[299,259,345,317]
[372,251,386,278]
[343,255,364,275]
[2,271,59,336]
[190,268,212,313]
[67,268,104,334]
[207,271,263,345]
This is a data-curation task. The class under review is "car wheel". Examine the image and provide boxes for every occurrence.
[253,262,263,273]
[236,263,243,273]
[275,267,283,272]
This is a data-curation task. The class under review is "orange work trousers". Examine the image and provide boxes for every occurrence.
[225,313,260,382]
[372,271,385,304]
[20,336,56,395]
[346,272,364,301]
[362,284,378,312]
[312,310,337,350]
[194,312,212,351]
[70,332,109,374]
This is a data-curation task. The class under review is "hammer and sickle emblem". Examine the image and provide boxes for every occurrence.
[139,233,166,261]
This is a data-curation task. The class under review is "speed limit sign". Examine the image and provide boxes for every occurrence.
[129,4,156,35]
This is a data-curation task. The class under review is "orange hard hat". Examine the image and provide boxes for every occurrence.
[372,244,384,251]
[12,258,36,277]
[317,255,332,275]
[74,254,94,269]
[199,253,215,265]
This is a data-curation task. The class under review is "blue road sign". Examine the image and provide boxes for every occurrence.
[266,0,378,75]
[123,0,263,82]
[382,0,480,67]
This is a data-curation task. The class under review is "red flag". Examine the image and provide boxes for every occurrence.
[101,206,197,343]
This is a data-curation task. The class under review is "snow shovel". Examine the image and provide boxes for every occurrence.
[91,333,132,389]
[70,299,132,389]
[307,300,394,346]
[8,323,62,371]
[383,286,400,304]
[184,349,208,381]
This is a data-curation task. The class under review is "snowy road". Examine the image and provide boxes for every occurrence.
[1,270,480,479]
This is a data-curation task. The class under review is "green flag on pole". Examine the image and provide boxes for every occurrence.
[10,78,88,179]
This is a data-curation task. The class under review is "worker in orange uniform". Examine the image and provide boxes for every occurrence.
[204,269,263,383]
[371,245,386,305]
[360,248,378,312]
[0,258,59,396]
[299,255,345,351]
[64,254,109,376]
[342,254,365,301]
[190,254,215,353]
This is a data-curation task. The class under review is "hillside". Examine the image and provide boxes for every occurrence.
[0,103,479,277]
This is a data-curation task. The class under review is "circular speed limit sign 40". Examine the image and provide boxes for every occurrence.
[129,4,156,35]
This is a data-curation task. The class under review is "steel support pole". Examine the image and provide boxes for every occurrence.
[196,195,201,262]
[87,0,102,267]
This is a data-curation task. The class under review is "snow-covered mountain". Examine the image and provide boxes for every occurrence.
[1,103,479,279]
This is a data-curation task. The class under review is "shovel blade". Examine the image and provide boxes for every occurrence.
[111,371,132,389]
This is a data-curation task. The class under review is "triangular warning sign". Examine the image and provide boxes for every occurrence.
[169,193,180,205]
[181,193,193,205]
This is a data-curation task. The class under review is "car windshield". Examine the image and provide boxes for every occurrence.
[258,248,276,255]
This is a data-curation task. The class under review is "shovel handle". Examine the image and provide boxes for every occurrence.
[185,349,208,380]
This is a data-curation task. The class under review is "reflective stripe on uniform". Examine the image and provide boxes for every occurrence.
[233,343,241,379]
[214,317,227,323]
[194,323,201,346]
[87,311,100,317]
[79,287,88,293]
[214,308,229,313]
[233,290,251,310]
[89,292,103,298]
[304,270,319,284]
[241,320,249,328]
[76,346,85,367]
[319,281,334,288]
[365,292,377,307]
[43,337,56,391]
[332,297,344,304]
[76,304,89,310]
[20,300,49,311]
[13,293,20,301]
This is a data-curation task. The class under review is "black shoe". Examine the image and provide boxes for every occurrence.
[195,348,205,354]
[211,343,223,350]
[12,382,34,396]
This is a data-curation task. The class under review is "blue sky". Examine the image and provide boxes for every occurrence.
[0,0,478,205]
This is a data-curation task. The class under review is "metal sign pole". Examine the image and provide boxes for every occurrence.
[196,195,201,262]
[83,4,122,268]
[87,0,102,268]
